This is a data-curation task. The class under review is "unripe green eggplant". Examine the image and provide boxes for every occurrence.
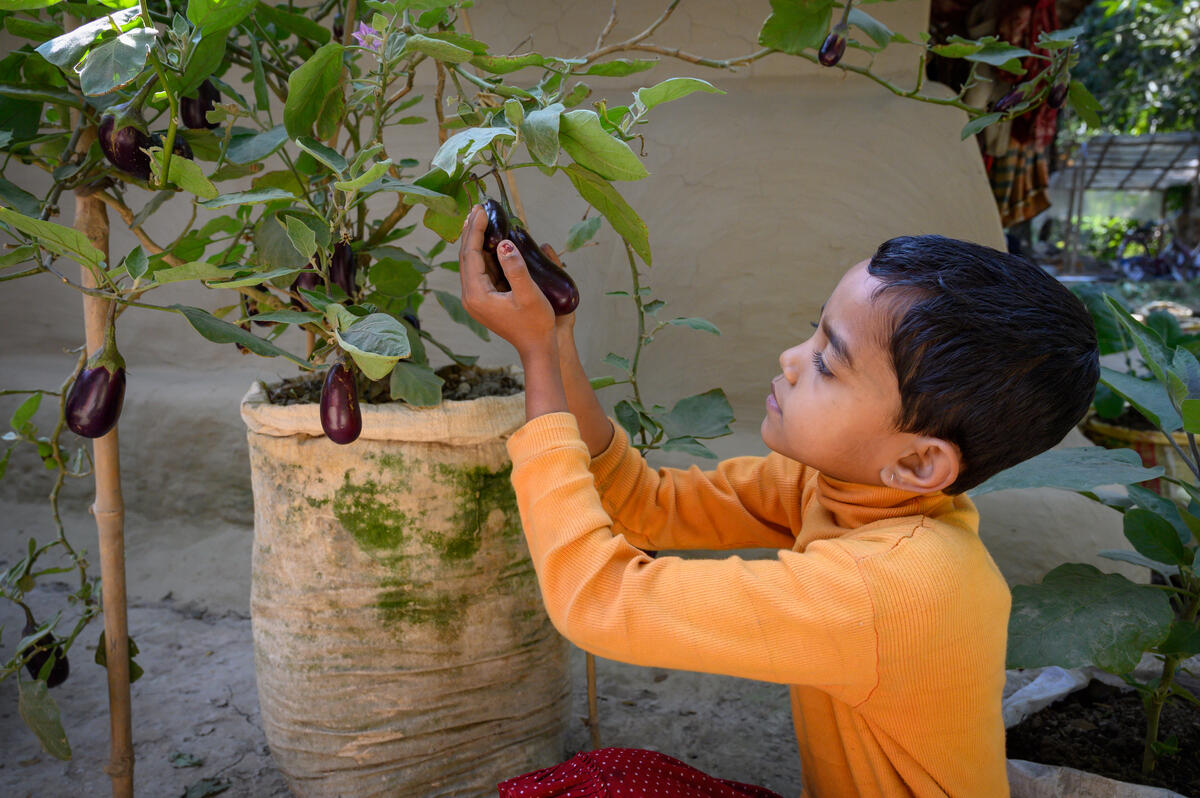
[818,24,848,67]
[480,198,512,292]
[180,79,219,130]
[66,329,126,439]
[99,107,153,181]
[321,363,362,444]
[330,239,356,300]
[22,620,69,688]
[507,226,580,316]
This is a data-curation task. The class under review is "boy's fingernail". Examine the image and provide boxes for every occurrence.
[498,241,515,257]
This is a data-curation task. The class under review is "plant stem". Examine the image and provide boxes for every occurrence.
[1142,590,1200,775]
[622,240,649,447]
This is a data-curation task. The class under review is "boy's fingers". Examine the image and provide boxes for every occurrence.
[458,207,497,300]
[497,241,536,292]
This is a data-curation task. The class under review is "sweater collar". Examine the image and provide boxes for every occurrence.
[815,472,953,529]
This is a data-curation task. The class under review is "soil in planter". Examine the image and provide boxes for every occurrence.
[1006,679,1200,795]
[264,363,524,405]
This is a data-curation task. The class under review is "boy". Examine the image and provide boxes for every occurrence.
[458,207,1099,797]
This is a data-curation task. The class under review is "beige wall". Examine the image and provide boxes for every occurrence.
[4,1,1140,590]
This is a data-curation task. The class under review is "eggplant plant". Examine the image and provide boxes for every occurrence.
[0,0,1084,771]
[972,297,1200,780]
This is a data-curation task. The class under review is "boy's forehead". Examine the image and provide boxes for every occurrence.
[825,260,896,366]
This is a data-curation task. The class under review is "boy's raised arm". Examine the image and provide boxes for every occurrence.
[554,315,615,458]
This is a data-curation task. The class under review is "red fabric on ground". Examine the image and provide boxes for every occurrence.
[497,748,785,798]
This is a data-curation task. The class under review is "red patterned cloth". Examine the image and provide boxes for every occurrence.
[496,748,785,798]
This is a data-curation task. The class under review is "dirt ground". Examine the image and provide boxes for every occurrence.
[0,586,803,798]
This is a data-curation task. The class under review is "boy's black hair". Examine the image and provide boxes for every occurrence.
[867,235,1099,494]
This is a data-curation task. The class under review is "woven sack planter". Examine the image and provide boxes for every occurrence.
[240,381,568,797]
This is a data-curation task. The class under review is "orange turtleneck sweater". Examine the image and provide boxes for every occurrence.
[506,413,1011,797]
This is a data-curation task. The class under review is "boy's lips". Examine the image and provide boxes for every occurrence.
[767,380,781,414]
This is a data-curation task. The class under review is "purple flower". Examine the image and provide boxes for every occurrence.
[351,22,382,53]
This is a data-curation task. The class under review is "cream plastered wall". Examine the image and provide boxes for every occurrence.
[0,0,1138,589]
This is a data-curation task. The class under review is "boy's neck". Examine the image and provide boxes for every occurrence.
[815,472,954,529]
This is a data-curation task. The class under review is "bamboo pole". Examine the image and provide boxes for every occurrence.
[75,189,134,797]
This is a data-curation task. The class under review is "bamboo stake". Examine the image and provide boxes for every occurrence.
[75,189,134,797]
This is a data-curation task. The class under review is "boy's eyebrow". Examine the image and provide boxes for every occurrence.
[821,318,854,370]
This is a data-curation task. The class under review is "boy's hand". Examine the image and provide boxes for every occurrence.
[538,242,577,346]
[459,204,556,361]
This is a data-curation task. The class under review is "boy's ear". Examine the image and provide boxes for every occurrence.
[884,437,961,494]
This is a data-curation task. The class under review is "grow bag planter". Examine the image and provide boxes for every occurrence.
[240,382,568,798]
[1004,664,1196,798]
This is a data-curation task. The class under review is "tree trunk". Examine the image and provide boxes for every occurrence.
[74,189,134,798]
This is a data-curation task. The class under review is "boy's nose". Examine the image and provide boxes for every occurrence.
[779,344,805,384]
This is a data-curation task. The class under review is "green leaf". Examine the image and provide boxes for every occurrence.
[558,109,648,181]
[1172,347,1200,400]
[214,266,302,289]
[147,147,218,199]
[1007,563,1173,673]
[635,77,724,113]
[294,136,348,174]
[368,258,423,297]
[242,309,319,325]
[563,164,650,265]
[430,126,515,175]
[961,112,1003,140]
[334,159,392,191]
[1157,620,1200,658]
[847,7,891,48]
[152,260,231,283]
[1127,484,1192,544]
[583,58,658,77]
[226,125,288,164]
[253,2,331,45]
[1182,400,1200,434]
[282,214,318,261]
[964,42,1033,75]
[389,360,443,406]
[77,27,157,96]
[434,289,490,340]
[170,750,205,768]
[503,98,524,128]
[170,304,310,366]
[589,376,617,390]
[757,0,834,54]
[198,187,296,208]
[602,352,629,371]
[968,446,1163,496]
[662,436,718,459]
[402,33,473,63]
[0,177,41,217]
[1097,549,1175,582]
[469,52,547,74]
[0,207,105,269]
[0,0,64,9]
[660,388,734,440]
[565,216,601,251]
[521,102,563,167]
[121,246,148,280]
[377,179,458,215]
[1068,79,1102,128]
[614,399,645,441]
[186,0,256,35]
[284,43,345,140]
[1036,25,1084,50]
[668,316,720,335]
[1100,366,1181,432]
[11,392,41,433]
[35,7,139,69]
[18,679,71,760]
[0,245,37,270]
[334,313,410,380]
[175,33,226,97]
[1124,508,1192,566]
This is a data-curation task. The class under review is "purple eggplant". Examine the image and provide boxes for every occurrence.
[818,25,848,67]
[150,131,193,160]
[330,239,356,300]
[992,87,1027,113]
[66,332,126,439]
[22,620,69,688]
[320,363,362,444]
[99,109,152,181]
[480,198,513,291]
[180,79,220,130]
[289,267,322,310]
[402,312,420,331]
[1047,76,1069,109]
[507,226,579,316]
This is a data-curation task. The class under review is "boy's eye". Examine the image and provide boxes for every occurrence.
[812,351,833,378]
[810,321,818,329]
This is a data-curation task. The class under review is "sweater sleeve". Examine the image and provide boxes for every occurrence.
[583,417,802,551]
[508,413,878,702]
